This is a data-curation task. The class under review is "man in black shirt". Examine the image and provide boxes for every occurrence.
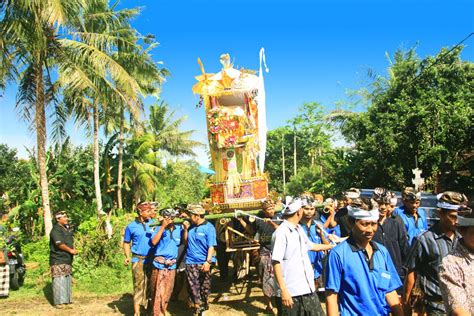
[49,211,77,307]
[371,188,409,288]
[238,198,280,313]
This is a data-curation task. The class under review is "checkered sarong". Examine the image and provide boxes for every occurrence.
[0,264,9,297]
[185,264,211,308]
[258,247,276,297]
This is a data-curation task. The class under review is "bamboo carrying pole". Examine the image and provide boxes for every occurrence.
[149,209,263,226]
[148,203,324,227]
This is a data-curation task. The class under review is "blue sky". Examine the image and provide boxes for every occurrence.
[1,0,473,166]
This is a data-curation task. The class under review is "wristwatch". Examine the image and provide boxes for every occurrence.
[206,259,212,264]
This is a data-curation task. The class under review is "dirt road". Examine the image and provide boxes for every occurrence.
[1,276,270,315]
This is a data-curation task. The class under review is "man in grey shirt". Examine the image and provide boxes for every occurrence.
[272,198,333,316]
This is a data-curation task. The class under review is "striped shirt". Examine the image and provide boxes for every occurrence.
[405,222,460,303]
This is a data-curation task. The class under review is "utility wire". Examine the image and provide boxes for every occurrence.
[407,32,473,87]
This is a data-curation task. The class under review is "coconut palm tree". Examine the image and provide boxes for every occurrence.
[0,0,92,236]
[1,0,150,236]
[60,1,141,218]
[104,38,169,210]
[122,101,202,205]
[59,1,168,236]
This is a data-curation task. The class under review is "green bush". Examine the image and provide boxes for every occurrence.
[72,213,134,294]
[17,213,136,297]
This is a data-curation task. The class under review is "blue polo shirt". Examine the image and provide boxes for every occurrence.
[151,225,183,270]
[325,237,402,316]
[301,220,325,279]
[123,219,153,263]
[185,221,217,265]
[393,206,428,245]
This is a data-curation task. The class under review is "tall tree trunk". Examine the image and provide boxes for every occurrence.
[35,65,53,237]
[93,105,112,238]
[117,105,124,210]
[282,133,286,194]
[319,148,323,178]
[293,130,297,176]
[93,104,104,216]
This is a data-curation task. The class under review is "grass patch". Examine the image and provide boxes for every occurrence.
[6,215,135,301]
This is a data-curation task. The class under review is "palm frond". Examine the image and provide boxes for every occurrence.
[58,38,140,98]
[50,101,70,146]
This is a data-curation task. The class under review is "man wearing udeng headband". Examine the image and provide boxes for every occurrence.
[325,197,403,316]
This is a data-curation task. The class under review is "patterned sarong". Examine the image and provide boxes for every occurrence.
[132,257,148,308]
[185,264,211,308]
[51,264,72,277]
[154,256,177,267]
[0,264,9,297]
[51,264,72,305]
[150,268,176,315]
[258,247,276,297]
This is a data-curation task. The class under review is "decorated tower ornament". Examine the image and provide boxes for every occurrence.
[193,50,269,209]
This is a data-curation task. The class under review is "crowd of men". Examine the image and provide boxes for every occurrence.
[121,202,212,316]
[46,186,473,316]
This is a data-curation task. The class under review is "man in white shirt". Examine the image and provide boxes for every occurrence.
[272,198,333,316]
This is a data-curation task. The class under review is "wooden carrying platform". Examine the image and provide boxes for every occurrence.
[224,225,260,279]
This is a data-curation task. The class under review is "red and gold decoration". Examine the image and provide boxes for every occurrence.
[193,52,269,209]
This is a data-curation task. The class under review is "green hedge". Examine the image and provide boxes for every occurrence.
[15,213,137,298]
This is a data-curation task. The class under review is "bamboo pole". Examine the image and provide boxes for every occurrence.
[149,209,262,226]
[148,203,323,227]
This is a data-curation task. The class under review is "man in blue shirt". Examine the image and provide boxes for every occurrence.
[299,196,328,290]
[149,208,183,316]
[183,204,217,316]
[393,187,428,245]
[325,198,403,316]
[123,201,156,316]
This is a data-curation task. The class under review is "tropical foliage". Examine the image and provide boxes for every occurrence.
[0,0,472,300]
[264,46,473,199]
[265,102,341,196]
[330,46,473,194]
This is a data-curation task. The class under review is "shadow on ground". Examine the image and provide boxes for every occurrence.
[43,281,54,306]
[107,293,134,315]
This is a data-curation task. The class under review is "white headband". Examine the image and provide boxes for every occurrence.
[301,198,315,207]
[390,198,398,206]
[436,193,462,210]
[345,192,360,199]
[437,201,461,210]
[55,212,67,219]
[457,216,474,227]
[282,198,302,215]
[348,206,379,222]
